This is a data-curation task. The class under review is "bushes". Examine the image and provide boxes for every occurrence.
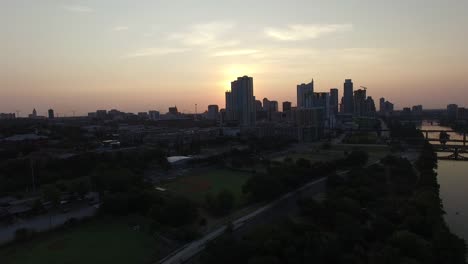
[14,228,36,242]
[205,189,235,216]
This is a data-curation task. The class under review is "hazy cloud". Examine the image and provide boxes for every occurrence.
[169,21,238,48]
[63,5,94,13]
[113,26,129,31]
[265,24,352,41]
[124,48,189,58]
[212,49,260,57]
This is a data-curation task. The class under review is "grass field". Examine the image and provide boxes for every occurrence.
[0,217,158,264]
[162,168,252,206]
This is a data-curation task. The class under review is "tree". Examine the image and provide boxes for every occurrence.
[151,196,198,227]
[206,189,235,216]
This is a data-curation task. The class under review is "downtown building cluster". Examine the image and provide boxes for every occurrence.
[221,75,387,141]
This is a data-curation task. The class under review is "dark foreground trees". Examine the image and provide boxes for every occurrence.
[201,144,466,264]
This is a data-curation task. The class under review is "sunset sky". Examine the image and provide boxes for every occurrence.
[2,0,468,116]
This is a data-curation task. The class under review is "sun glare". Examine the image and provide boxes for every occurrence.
[220,64,257,90]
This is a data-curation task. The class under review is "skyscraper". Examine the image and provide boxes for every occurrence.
[297,79,314,109]
[282,101,292,112]
[343,79,354,114]
[225,76,256,127]
[379,97,385,113]
[353,89,367,116]
[255,100,263,112]
[48,109,54,119]
[329,88,339,114]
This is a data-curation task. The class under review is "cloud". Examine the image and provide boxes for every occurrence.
[124,48,190,58]
[169,21,238,48]
[265,24,352,41]
[63,5,94,13]
[113,26,129,31]
[212,49,260,57]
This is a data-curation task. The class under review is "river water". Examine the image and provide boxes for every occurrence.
[420,121,468,242]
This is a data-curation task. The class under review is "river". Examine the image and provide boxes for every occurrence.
[420,121,468,242]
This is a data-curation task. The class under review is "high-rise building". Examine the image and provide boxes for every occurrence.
[379,97,394,116]
[329,88,339,115]
[365,96,376,116]
[343,79,354,114]
[312,92,331,119]
[225,76,256,127]
[297,79,314,109]
[28,108,38,119]
[207,105,219,120]
[379,98,385,113]
[149,110,160,120]
[225,91,233,120]
[48,109,54,119]
[168,106,179,115]
[262,98,270,111]
[412,105,423,116]
[447,104,458,120]
[282,101,292,112]
[270,101,278,112]
[255,100,263,112]
[353,89,367,116]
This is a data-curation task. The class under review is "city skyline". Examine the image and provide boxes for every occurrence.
[2,0,468,115]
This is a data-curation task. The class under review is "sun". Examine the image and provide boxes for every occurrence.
[220,64,257,90]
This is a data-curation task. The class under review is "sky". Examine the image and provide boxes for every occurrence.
[2,0,468,116]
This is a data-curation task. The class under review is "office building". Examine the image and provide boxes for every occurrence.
[447,104,458,120]
[297,79,314,109]
[255,100,263,112]
[353,89,367,116]
[329,88,339,114]
[282,101,292,112]
[149,110,160,120]
[225,76,256,127]
[412,105,423,116]
[262,98,270,112]
[96,110,107,119]
[48,109,54,119]
[343,79,354,114]
[207,105,219,120]
[0,113,15,119]
[28,108,38,119]
[168,106,179,115]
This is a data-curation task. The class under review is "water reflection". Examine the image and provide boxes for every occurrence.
[421,121,468,241]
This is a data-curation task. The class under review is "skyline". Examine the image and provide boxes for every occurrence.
[2,0,468,115]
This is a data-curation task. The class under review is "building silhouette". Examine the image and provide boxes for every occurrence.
[282,101,292,112]
[149,110,160,120]
[48,109,54,119]
[297,79,314,109]
[329,88,339,115]
[207,105,219,120]
[343,79,354,114]
[225,76,256,127]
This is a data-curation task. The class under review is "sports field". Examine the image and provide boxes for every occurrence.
[162,168,252,206]
[0,217,158,264]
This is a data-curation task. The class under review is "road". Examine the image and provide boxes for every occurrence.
[159,177,327,264]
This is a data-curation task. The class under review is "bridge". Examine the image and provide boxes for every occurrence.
[334,128,468,161]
